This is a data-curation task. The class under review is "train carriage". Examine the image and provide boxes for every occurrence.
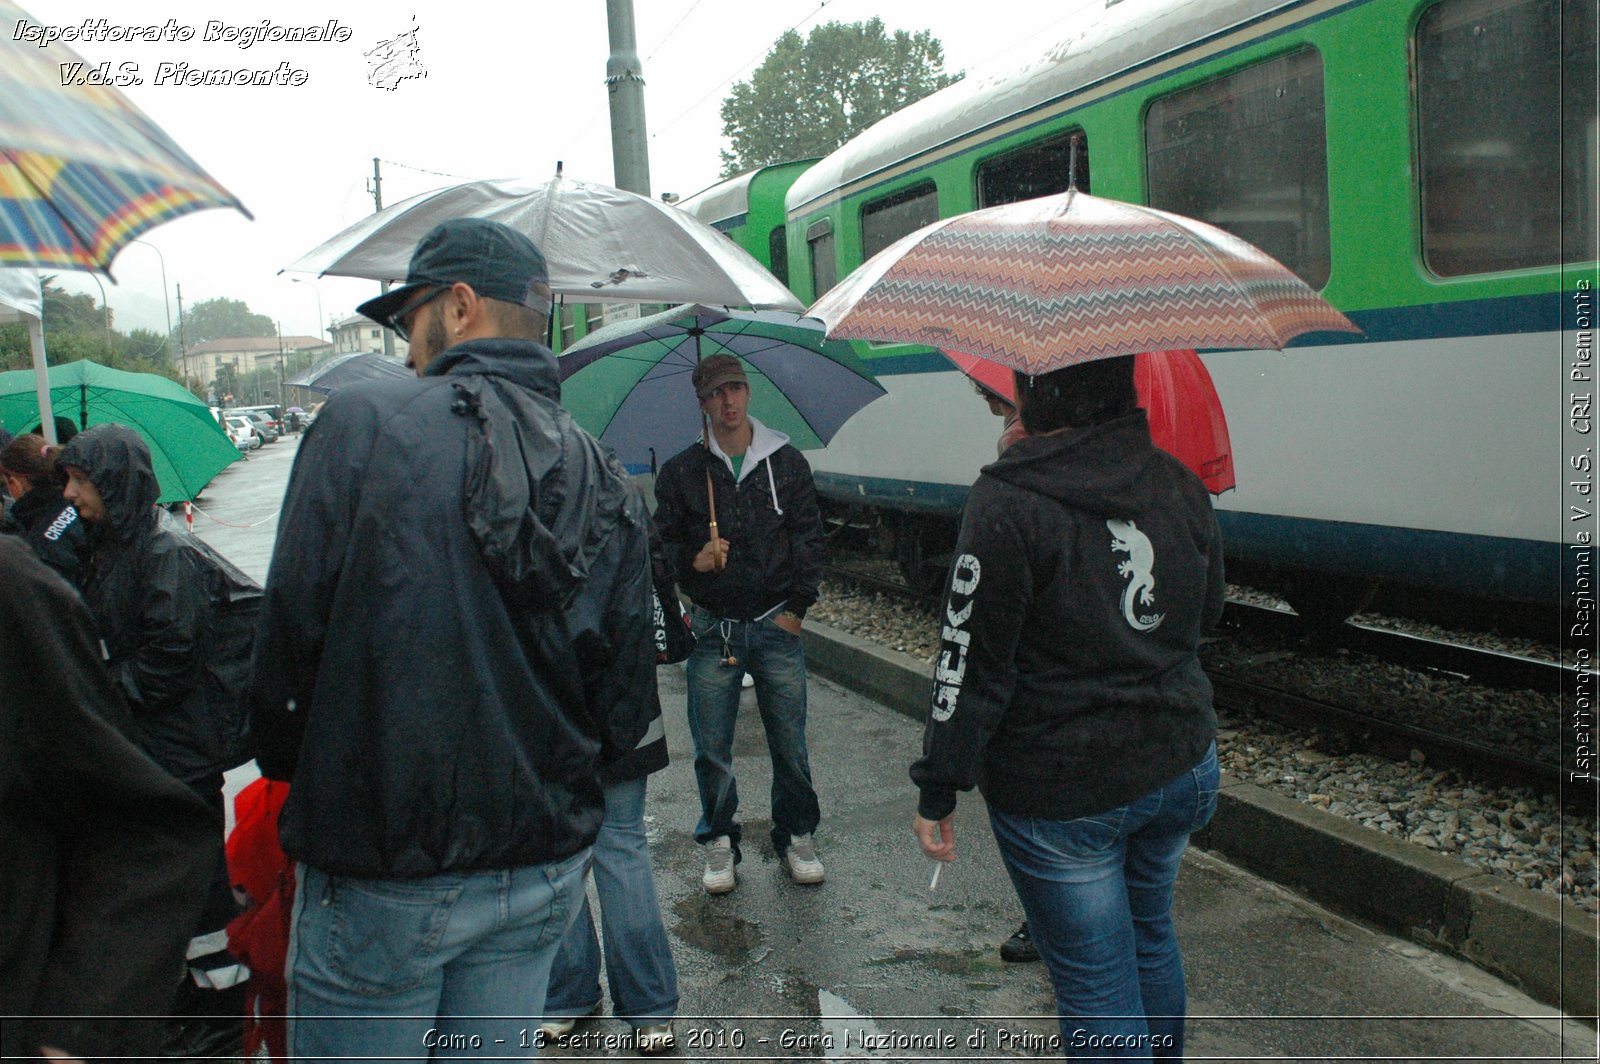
[683,0,1597,628]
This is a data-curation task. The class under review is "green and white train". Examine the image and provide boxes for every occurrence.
[681,0,1597,627]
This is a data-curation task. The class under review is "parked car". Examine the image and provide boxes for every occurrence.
[228,410,279,444]
[229,405,283,432]
[224,415,260,451]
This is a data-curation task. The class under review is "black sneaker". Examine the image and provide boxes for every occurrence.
[1000,922,1039,963]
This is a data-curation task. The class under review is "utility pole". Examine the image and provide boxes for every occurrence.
[368,157,395,357]
[605,0,651,196]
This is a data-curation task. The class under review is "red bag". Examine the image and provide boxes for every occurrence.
[224,778,294,1063]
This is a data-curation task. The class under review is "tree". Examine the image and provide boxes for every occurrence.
[178,297,274,348]
[719,19,960,178]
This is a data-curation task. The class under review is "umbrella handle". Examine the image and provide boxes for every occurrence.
[705,465,724,572]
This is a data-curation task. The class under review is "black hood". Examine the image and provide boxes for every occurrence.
[982,410,1162,516]
[56,424,159,541]
[433,337,632,610]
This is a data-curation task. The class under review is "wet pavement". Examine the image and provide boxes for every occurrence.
[196,436,1592,1061]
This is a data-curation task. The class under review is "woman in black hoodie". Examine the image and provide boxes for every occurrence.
[911,356,1223,1059]
[1,433,88,585]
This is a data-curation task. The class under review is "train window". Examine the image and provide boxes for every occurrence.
[808,218,838,297]
[977,130,1090,207]
[861,181,939,260]
[585,304,604,335]
[768,226,790,288]
[1416,0,1597,275]
[1146,48,1331,288]
[558,303,575,351]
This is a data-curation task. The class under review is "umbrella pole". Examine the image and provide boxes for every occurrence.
[705,412,723,572]
[29,319,56,445]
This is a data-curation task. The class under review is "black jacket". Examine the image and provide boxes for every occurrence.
[57,426,222,785]
[911,411,1223,822]
[249,338,655,878]
[653,418,824,621]
[5,485,88,585]
[0,537,217,1062]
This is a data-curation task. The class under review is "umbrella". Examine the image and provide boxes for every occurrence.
[949,348,1236,494]
[558,304,886,472]
[0,0,249,273]
[288,352,414,394]
[0,358,239,502]
[808,189,1359,373]
[285,174,802,311]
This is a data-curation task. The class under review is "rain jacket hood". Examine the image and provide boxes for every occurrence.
[980,409,1160,515]
[433,339,632,609]
[57,424,159,542]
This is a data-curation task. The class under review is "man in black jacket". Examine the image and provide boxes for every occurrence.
[249,220,655,1058]
[653,355,827,894]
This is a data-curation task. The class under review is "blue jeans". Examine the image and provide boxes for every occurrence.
[286,851,589,1062]
[545,777,679,1027]
[989,743,1219,1060]
[684,605,819,854]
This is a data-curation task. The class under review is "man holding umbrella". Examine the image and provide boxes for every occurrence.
[249,219,656,1057]
[654,354,827,893]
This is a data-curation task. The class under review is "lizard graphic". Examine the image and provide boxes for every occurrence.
[1107,518,1164,632]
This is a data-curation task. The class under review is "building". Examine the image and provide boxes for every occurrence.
[331,314,409,360]
[182,335,329,398]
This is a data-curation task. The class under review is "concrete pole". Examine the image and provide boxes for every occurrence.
[605,0,651,196]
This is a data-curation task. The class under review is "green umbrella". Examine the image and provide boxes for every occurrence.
[558,304,886,472]
[0,358,239,503]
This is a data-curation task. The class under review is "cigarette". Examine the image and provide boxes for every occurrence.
[929,862,943,891]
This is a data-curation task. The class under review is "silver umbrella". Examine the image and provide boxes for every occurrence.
[284,174,801,311]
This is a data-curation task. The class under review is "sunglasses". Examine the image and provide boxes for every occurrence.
[386,287,446,343]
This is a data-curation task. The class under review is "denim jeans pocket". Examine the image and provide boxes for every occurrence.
[1038,807,1129,858]
[325,875,463,996]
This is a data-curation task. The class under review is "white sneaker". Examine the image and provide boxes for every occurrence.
[702,835,736,894]
[784,833,826,884]
[635,1023,675,1055]
[539,1002,599,1041]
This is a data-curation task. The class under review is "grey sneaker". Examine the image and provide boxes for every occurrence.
[783,833,825,884]
[702,835,736,894]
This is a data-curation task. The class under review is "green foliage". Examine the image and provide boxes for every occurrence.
[178,297,274,348]
[0,280,185,389]
[719,18,960,178]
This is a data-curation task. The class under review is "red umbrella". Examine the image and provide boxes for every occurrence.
[947,348,1235,495]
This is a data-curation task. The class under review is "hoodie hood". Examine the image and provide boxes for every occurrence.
[705,415,790,482]
[983,410,1163,516]
[442,337,633,610]
[56,424,159,542]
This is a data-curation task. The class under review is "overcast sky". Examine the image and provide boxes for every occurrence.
[30,0,1098,342]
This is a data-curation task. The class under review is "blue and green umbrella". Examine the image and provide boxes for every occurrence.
[559,304,886,472]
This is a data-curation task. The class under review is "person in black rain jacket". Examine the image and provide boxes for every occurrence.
[911,355,1223,1058]
[2,433,89,586]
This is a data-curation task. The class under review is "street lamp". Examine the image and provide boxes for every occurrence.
[88,273,112,359]
[132,238,175,366]
[290,276,325,340]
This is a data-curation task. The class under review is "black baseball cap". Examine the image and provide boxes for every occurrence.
[357,218,552,327]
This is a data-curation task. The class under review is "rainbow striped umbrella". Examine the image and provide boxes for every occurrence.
[0,0,248,273]
[808,190,1358,374]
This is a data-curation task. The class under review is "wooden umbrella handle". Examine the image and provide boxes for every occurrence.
[705,465,724,572]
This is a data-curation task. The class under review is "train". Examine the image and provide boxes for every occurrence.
[673,0,1597,634]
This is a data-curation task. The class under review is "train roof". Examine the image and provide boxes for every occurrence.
[680,160,818,229]
[786,0,1319,214]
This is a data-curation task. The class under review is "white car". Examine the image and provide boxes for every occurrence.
[224,415,260,451]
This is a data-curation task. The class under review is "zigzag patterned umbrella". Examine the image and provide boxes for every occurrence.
[808,190,1358,374]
